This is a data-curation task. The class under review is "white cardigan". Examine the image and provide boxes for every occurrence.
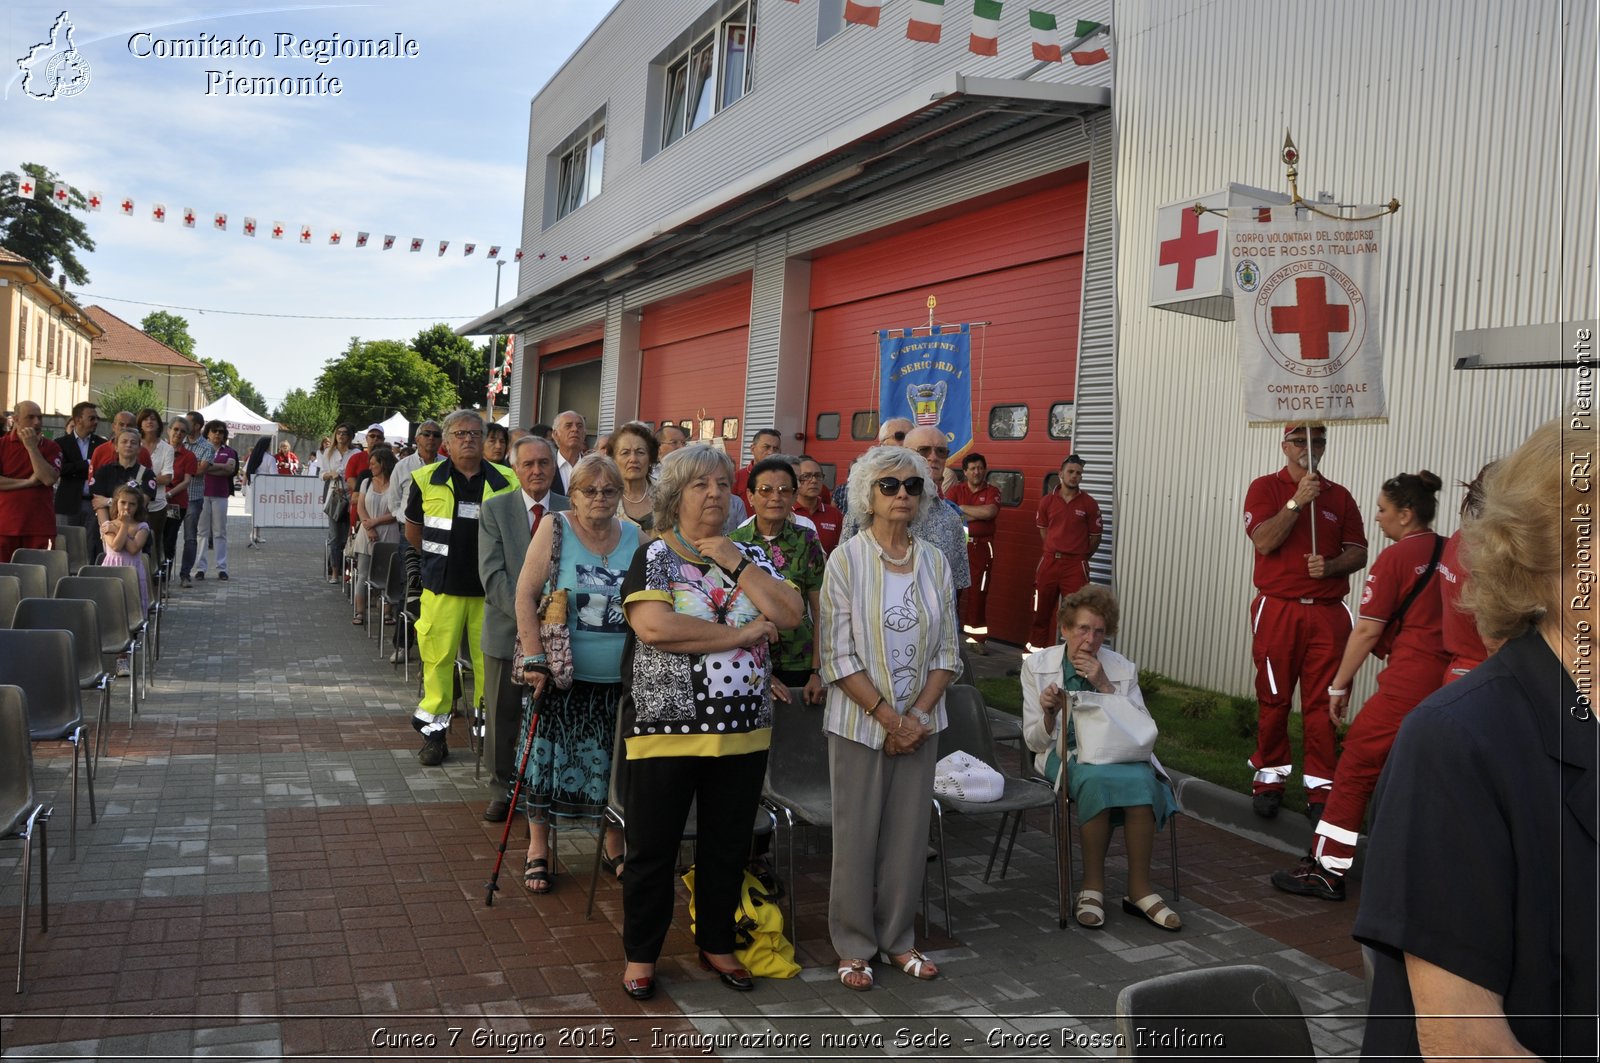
[1019,644,1168,781]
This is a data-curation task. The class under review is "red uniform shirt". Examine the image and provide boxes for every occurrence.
[1243,468,1367,600]
[0,433,63,536]
[344,450,371,527]
[167,447,198,505]
[1437,529,1488,664]
[1359,531,1449,665]
[91,440,151,472]
[1036,489,1101,557]
[946,482,1002,539]
[794,499,843,554]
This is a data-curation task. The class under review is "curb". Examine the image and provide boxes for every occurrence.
[1170,769,1367,880]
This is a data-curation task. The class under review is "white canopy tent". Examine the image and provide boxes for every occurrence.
[198,394,276,435]
[378,411,410,444]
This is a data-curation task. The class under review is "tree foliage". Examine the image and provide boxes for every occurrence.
[139,310,196,358]
[199,356,269,415]
[0,163,96,285]
[315,337,456,428]
[96,380,165,422]
[272,388,338,447]
[412,323,485,410]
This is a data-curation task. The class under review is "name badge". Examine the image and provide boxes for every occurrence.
[457,501,481,520]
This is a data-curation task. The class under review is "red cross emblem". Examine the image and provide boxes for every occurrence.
[53,186,69,203]
[120,199,134,214]
[244,220,256,235]
[356,233,368,246]
[487,246,500,258]
[184,210,195,225]
[18,179,35,196]
[1270,276,1351,361]
[301,228,312,241]
[410,239,422,251]
[272,224,284,238]
[214,214,226,229]
[1158,209,1220,291]
[330,232,341,244]
[153,206,166,221]
[383,236,395,249]
[88,194,101,209]
[559,254,567,261]
[463,244,475,256]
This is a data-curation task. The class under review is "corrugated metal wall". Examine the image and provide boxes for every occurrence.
[1075,109,1118,586]
[1112,0,1596,696]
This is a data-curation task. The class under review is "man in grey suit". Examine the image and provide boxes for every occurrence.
[478,434,569,821]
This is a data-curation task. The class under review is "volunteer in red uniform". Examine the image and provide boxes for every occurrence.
[1242,423,1368,821]
[947,452,1002,652]
[1438,464,1494,684]
[0,401,62,561]
[792,455,843,554]
[732,428,781,506]
[1272,470,1448,901]
[1030,454,1101,649]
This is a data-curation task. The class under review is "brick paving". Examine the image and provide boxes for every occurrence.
[1,511,1370,1060]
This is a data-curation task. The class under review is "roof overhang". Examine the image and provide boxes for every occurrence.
[0,264,104,339]
[1452,319,1596,370]
[461,73,1109,337]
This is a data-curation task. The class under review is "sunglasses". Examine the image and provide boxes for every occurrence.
[888,431,907,442]
[417,430,441,438]
[915,445,950,459]
[875,476,925,497]
[753,484,795,497]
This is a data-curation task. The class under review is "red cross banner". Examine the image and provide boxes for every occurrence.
[1230,211,1388,423]
[1151,200,1226,302]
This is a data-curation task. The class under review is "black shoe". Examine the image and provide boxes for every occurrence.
[1270,856,1346,901]
[418,735,448,766]
[622,976,656,1000]
[1306,802,1326,828]
[483,798,510,823]
[699,950,755,991]
[194,571,205,581]
[218,571,229,581]
[1252,789,1283,819]
[180,575,192,588]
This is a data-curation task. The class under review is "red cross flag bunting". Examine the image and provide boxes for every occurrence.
[382,235,396,250]
[243,217,257,236]
[271,221,285,239]
[299,225,312,243]
[410,238,423,252]
[356,232,369,247]
[152,203,166,223]
[52,184,70,205]
[214,212,227,231]
[1230,210,1388,423]
[329,230,342,245]
[182,208,196,228]
[16,177,36,198]
[87,192,102,211]
[120,198,134,215]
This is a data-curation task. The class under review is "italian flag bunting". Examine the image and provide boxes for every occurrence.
[844,0,882,27]
[1028,9,1061,61]
[1071,18,1109,64]
[906,0,944,42]
[969,0,1002,55]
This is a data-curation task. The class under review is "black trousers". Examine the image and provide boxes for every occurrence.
[621,748,767,962]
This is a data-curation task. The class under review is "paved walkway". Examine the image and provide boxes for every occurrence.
[1,512,1369,1060]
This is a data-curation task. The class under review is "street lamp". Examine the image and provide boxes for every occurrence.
[487,259,506,415]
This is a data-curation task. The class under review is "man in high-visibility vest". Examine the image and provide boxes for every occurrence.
[404,409,517,765]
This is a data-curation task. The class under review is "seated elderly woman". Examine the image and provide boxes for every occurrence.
[1022,585,1180,932]
[820,445,959,991]
[617,443,802,1000]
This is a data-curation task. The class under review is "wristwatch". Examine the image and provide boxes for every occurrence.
[908,707,931,726]
[1285,499,1301,512]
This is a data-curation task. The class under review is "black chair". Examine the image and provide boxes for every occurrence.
[0,575,20,629]
[11,549,67,596]
[55,576,138,736]
[12,598,113,779]
[0,685,51,993]
[931,685,1062,934]
[379,548,414,678]
[0,631,96,861]
[761,686,832,930]
[586,713,778,918]
[0,563,47,602]
[363,541,400,637]
[1114,964,1317,1060]
[79,565,149,694]
[53,522,91,576]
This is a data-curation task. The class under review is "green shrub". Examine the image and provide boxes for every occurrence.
[1138,669,1166,699]
[1230,695,1259,738]
[1179,691,1221,720]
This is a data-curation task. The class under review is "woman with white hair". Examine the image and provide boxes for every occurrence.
[819,445,959,991]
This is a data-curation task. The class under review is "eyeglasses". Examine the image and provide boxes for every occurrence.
[450,430,484,440]
[875,476,925,497]
[1284,437,1327,449]
[753,484,796,498]
[574,486,620,501]
[915,445,950,459]
[796,473,822,482]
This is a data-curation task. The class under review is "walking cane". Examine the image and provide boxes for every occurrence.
[485,682,543,906]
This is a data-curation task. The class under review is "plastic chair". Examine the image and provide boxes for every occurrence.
[380,548,414,678]
[0,631,96,861]
[930,685,1062,935]
[1114,964,1317,1060]
[79,565,149,694]
[363,541,400,638]
[54,576,137,738]
[0,575,20,629]
[0,563,46,603]
[761,686,833,930]
[0,685,51,993]
[11,550,67,596]
[586,712,777,918]
[12,598,113,779]
[53,523,91,576]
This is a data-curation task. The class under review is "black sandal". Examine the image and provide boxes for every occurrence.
[600,849,624,880]
[522,857,554,894]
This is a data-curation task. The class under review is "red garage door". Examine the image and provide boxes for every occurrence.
[805,174,1089,646]
[639,278,752,441]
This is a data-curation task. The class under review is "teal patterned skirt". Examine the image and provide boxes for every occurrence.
[518,679,621,823]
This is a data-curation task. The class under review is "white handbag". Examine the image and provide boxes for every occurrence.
[933,751,1004,803]
[1068,690,1158,766]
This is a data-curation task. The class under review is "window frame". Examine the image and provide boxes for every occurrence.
[850,410,878,441]
[553,111,607,222]
[988,470,1026,507]
[988,403,1030,440]
[658,1,760,152]
[814,412,840,440]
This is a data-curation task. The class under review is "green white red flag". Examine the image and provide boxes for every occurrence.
[969,0,1003,55]
[1028,9,1061,61]
[844,0,882,27]
[906,0,944,42]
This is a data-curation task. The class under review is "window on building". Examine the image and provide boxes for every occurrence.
[660,1,759,150]
[1049,402,1074,439]
[138,378,154,388]
[554,111,606,222]
[989,404,1029,439]
[699,418,716,440]
[721,417,739,440]
[17,313,26,361]
[850,410,878,440]
[818,462,837,490]
[814,412,840,440]
[1044,472,1059,496]
[989,470,1025,506]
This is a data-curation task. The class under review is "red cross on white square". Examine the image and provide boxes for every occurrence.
[18,179,35,196]
[300,227,312,242]
[410,239,422,251]
[272,224,284,238]
[183,210,196,225]
[244,220,257,235]
[88,194,102,210]
[1270,276,1351,361]
[214,213,227,229]
[1158,209,1220,291]
[53,186,69,204]
[152,206,166,221]
[120,199,134,214]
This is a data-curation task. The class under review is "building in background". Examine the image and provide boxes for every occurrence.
[0,247,102,417]
[86,304,208,417]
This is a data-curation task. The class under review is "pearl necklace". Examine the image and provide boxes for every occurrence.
[869,530,914,567]
[622,483,650,505]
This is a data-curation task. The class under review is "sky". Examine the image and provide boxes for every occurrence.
[1,0,613,414]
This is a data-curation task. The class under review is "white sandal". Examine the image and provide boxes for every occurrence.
[1123,892,1182,931]
[884,948,939,980]
[1075,889,1105,928]
[837,959,874,991]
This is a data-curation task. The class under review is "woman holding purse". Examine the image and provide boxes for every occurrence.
[1022,585,1179,932]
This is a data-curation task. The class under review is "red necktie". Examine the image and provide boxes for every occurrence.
[530,502,545,534]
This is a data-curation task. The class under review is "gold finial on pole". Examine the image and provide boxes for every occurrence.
[1282,130,1301,204]
[927,295,937,330]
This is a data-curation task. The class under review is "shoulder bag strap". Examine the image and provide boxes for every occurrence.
[543,511,566,596]
[1387,534,1446,637]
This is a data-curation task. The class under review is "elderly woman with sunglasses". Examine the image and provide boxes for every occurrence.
[617,443,802,1000]
[819,445,960,992]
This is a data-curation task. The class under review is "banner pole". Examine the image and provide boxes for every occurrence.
[1307,420,1321,554]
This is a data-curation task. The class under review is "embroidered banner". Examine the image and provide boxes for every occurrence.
[878,323,974,461]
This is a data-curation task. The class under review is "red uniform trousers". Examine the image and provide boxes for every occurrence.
[1248,595,1349,799]
[1312,660,1446,873]
[1442,655,1484,685]
[958,536,995,642]
[0,534,50,564]
[1030,552,1090,648]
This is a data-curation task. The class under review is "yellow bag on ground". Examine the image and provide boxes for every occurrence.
[682,866,801,979]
